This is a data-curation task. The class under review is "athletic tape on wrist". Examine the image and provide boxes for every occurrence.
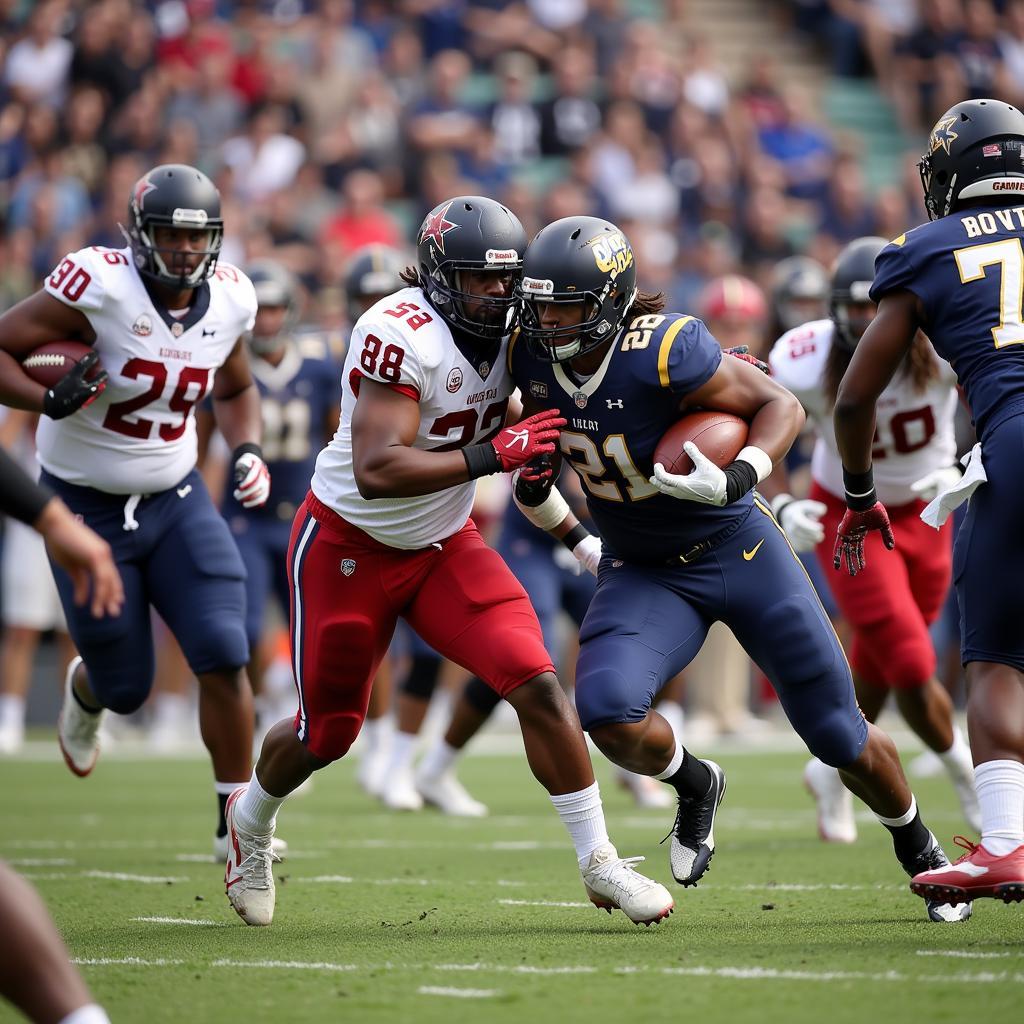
[514,483,570,531]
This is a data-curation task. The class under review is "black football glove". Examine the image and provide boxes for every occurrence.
[42,350,107,420]
[513,453,555,507]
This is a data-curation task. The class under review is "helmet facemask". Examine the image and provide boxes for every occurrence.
[129,206,223,289]
[422,260,521,342]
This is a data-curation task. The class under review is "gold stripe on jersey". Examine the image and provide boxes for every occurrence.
[506,327,521,374]
[657,316,693,388]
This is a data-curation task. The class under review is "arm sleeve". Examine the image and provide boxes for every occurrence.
[42,248,106,313]
[0,447,53,525]
[657,315,723,396]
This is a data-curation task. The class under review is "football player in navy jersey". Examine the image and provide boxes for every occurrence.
[509,215,967,921]
[215,260,341,741]
[835,98,1024,904]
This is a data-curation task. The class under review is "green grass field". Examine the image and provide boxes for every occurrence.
[1,742,1021,1023]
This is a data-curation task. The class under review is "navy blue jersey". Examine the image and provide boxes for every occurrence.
[225,336,341,521]
[510,312,752,563]
[871,205,1024,439]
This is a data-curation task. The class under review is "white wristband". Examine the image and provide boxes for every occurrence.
[736,445,773,484]
[513,479,571,531]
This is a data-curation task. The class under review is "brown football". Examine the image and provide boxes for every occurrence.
[653,411,749,475]
[20,341,98,389]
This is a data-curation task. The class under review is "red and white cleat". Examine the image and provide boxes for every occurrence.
[224,787,278,926]
[581,843,674,926]
[911,836,1024,905]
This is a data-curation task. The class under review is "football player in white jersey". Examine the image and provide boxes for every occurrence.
[224,196,675,929]
[768,237,979,842]
[0,163,272,857]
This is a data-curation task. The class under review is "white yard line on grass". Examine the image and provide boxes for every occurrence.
[498,899,591,909]
[5,857,74,866]
[131,917,225,927]
[916,950,1023,959]
[418,986,499,998]
[69,957,1024,985]
[84,870,187,883]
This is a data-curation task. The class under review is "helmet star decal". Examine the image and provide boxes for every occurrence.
[132,175,156,211]
[420,200,459,254]
[929,116,959,156]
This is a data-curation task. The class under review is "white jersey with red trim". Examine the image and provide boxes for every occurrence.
[769,318,957,505]
[36,246,256,494]
[311,286,513,549]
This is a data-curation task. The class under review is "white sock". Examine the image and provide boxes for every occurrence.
[550,782,610,864]
[657,700,685,742]
[418,739,459,780]
[653,741,684,781]
[975,759,1024,855]
[59,1005,112,1024]
[938,726,973,781]
[233,769,285,835]
[384,730,419,777]
[361,715,393,754]
[875,795,917,828]
[0,694,25,729]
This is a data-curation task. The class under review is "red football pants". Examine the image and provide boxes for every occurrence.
[813,482,952,688]
[287,492,554,761]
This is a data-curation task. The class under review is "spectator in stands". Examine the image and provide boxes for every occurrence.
[4,1,73,109]
[488,52,542,168]
[539,45,603,156]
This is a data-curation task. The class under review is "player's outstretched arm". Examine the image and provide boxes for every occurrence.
[832,292,919,575]
[0,291,97,413]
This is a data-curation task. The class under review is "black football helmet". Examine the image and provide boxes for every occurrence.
[125,163,224,288]
[519,216,638,362]
[830,236,887,349]
[771,255,829,332]
[245,259,299,354]
[920,98,1024,221]
[414,195,526,341]
[344,244,405,319]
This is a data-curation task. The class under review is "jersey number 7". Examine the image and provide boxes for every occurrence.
[955,238,1024,348]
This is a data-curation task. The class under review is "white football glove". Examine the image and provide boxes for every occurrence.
[910,464,964,503]
[233,451,271,509]
[771,494,826,553]
[650,443,727,506]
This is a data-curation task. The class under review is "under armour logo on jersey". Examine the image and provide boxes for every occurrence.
[340,558,357,577]
[202,327,215,337]
[606,399,624,409]
[502,428,529,451]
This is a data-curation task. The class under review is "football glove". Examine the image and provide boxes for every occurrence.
[42,350,108,420]
[910,464,964,503]
[833,501,895,577]
[650,443,727,506]
[233,448,271,509]
[724,345,770,375]
[465,409,566,477]
[771,493,826,552]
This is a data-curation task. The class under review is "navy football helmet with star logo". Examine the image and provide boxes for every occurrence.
[920,99,1024,221]
[414,195,526,341]
[125,163,224,289]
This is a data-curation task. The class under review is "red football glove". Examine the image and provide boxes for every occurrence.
[833,501,895,577]
[724,345,770,375]
[490,409,566,473]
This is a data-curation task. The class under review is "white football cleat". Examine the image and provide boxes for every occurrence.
[804,757,857,844]
[616,767,674,809]
[416,769,488,817]
[224,787,278,926]
[357,744,390,798]
[0,720,24,756]
[381,768,424,811]
[213,831,288,863]
[57,657,104,777]
[581,843,674,926]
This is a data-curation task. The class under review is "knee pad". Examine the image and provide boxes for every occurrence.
[401,654,442,700]
[801,706,868,767]
[875,633,936,689]
[186,622,249,676]
[94,675,150,716]
[463,676,502,715]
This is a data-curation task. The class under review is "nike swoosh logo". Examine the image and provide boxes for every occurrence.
[742,539,765,561]
[177,485,192,499]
